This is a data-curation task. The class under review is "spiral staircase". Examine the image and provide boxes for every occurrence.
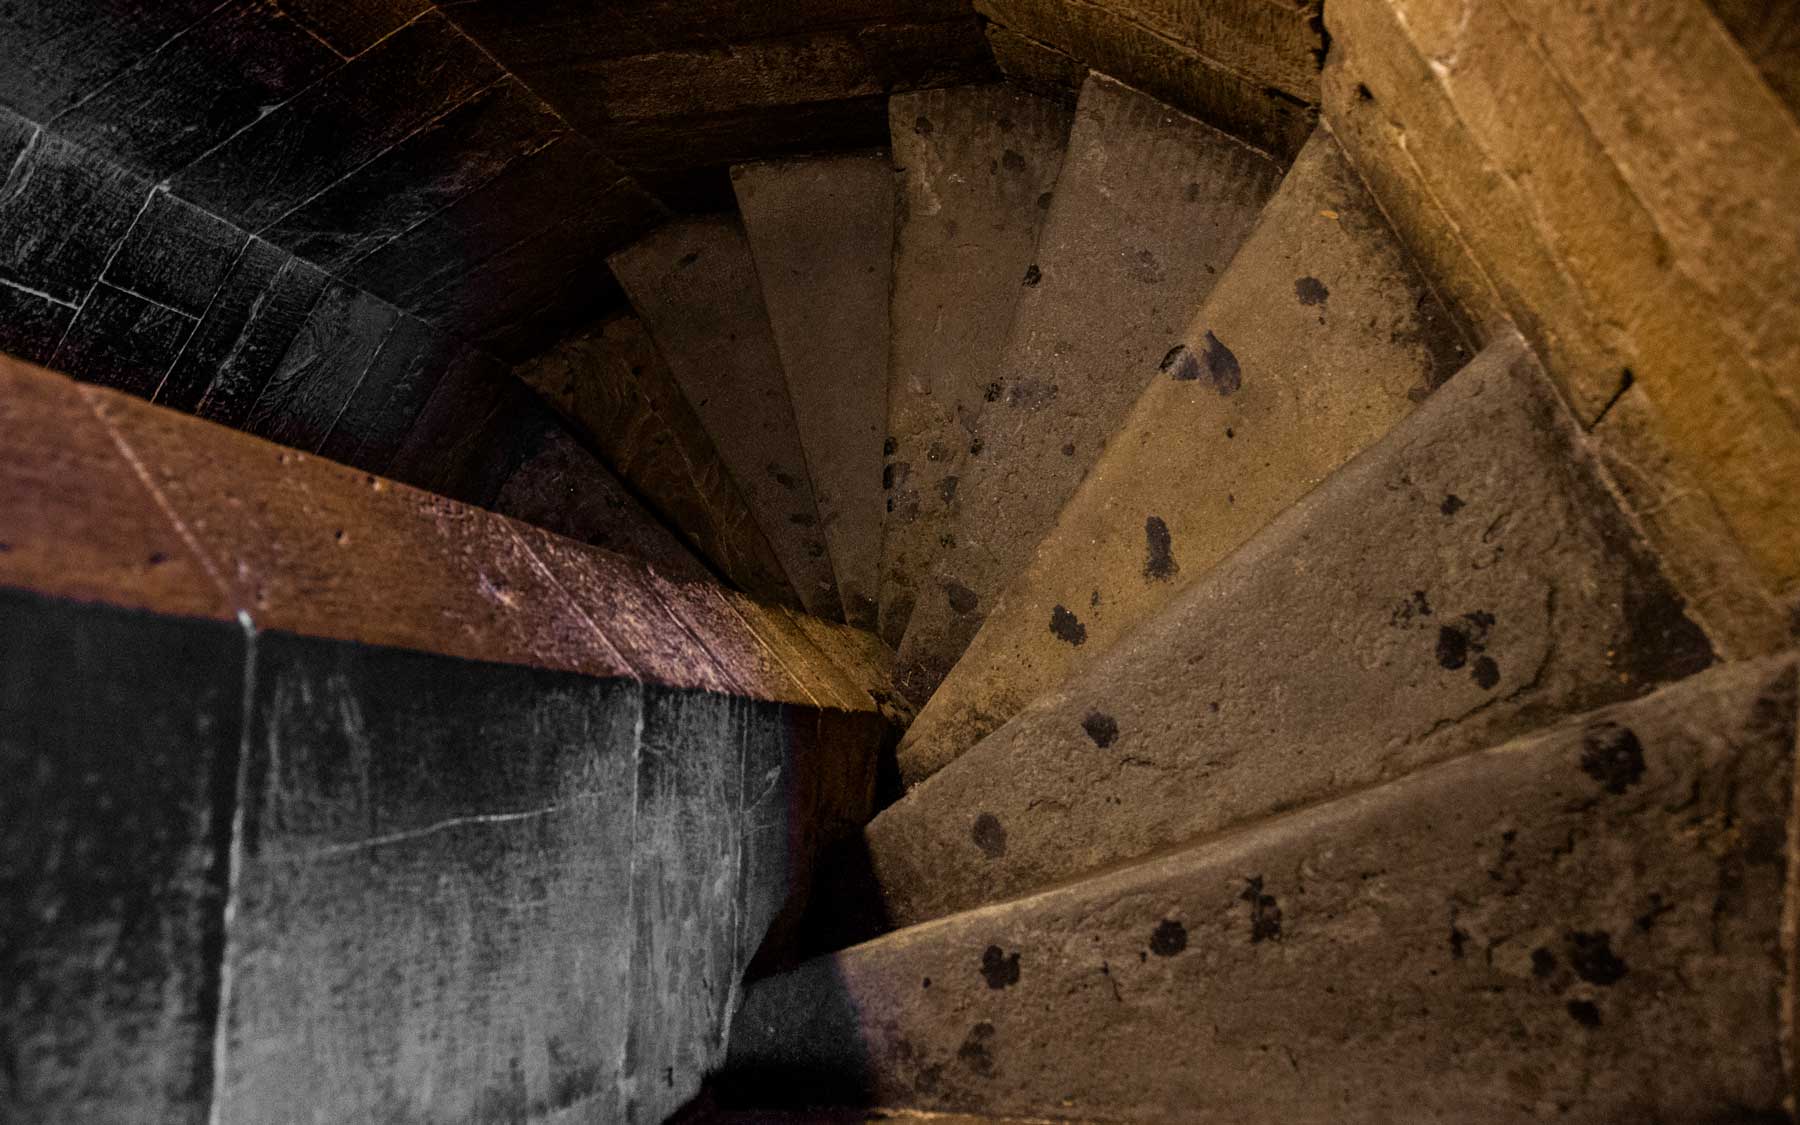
[3,0,1798,1122]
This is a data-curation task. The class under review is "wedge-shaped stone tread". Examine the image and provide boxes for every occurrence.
[881,83,1072,647]
[896,126,1469,780]
[516,310,799,607]
[892,73,1283,704]
[730,656,1798,1121]
[734,153,895,630]
[611,217,843,619]
[865,335,1714,928]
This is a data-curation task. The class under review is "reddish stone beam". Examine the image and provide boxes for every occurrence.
[0,351,901,716]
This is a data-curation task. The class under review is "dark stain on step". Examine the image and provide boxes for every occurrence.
[1007,378,1056,410]
[998,114,1015,132]
[1082,711,1119,748]
[1531,948,1557,978]
[1022,264,1041,287]
[1566,999,1602,1028]
[980,945,1021,989]
[883,461,910,490]
[1449,922,1470,959]
[972,813,1007,858]
[1161,343,1202,382]
[768,464,798,489]
[1128,249,1165,284]
[884,435,898,456]
[1201,332,1242,395]
[969,437,985,456]
[926,441,949,462]
[1049,605,1087,646]
[1144,515,1179,581]
[1567,931,1627,986]
[1061,442,1075,456]
[984,381,1002,402]
[1037,191,1053,210]
[1441,493,1465,516]
[1241,876,1282,943]
[946,580,979,615]
[677,250,700,268]
[1435,611,1496,687]
[1579,723,1646,794]
[1295,276,1329,306]
[1185,182,1201,202]
[914,115,933,135]
[957,1022,997,1075]
[1149,919,1188,957]
[939,476,959,503]
[1391,589,1433,626]
[789,512,816,527]
[1002,149,1027,172]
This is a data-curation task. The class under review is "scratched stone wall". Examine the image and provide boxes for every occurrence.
[0,586,871,1123]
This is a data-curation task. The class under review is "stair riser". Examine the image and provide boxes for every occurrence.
[731,657,1799,1121]
[897,124,1470,780]
[865,336,1714,929]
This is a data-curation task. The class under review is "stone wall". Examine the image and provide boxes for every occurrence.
[0,354,897,1123]
[1321,0,1800,656]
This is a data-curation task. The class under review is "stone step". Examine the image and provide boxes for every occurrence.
[880,83,1073,649]
[891,72,1284,704]
[611,216,844,619]
[733,152,896,630]
[727,655,1799,1122]
[895,125,1470,784]
[516,309,802,609]
[860,333,1716,931]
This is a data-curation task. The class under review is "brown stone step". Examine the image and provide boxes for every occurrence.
[734,152,897,630]
[895,125,1468,782]
[863,333,1715,930]
[881,83,1073,648]
[610,216,845,619]
[891,72,1283,705]
[729,654,1798,1121]
[516,309,801,608]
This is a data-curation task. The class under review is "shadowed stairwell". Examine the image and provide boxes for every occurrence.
[3,1,1800,1122]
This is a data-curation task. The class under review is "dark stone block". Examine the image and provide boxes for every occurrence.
[279,0,430,56]
[169,12,499,231]
[51,0,341,179]
[52,281,197,399]
[104,189,247,318]
[184,245,330,425]
[444,0,973,68]
[409,182,654,352]
[0,2,218,122]
[0,278,75,365]
[342,135,655,310]
[215,628,642,1123]
[584,94,893,175]
[623,686,747,1122]
[261,78,567,274]
[384,342,510,496]
[315,313,452,468]
[0,128,151,304]
[0,588,245,1122]
[245,282,398,451]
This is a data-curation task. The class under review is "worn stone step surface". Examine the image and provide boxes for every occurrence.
[733,152,896,630]
[611,216,843,619]
[517,309,801,608]
[728,655,1799,1122]
[860,334,1716,930]
[891,73,1283,704]
[895,125,1470,783]
[879,83,1073,649]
